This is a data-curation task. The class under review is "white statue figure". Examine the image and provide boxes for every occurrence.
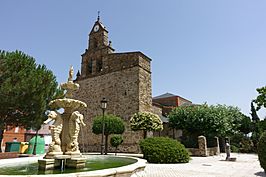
[68,65,74,82]
[67,111,86,152]
[44,111,63,153]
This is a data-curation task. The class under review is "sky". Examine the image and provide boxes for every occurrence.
[1,0,266,117]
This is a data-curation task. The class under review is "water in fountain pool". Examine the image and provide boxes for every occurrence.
[0,156,137,175]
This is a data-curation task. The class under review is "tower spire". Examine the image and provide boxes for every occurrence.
[97,11,100,21]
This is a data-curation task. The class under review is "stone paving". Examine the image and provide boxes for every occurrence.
[0,153,264,177]
[143,153,265,177]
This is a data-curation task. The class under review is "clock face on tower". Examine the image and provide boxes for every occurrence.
[94,25,99,32]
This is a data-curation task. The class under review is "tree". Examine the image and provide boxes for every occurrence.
[130,112,163,139]
[259,119,266,132]
[110,135,123,155]
[250,101,261,150]
[0,50,62,153]
[251,102,260,122]
[238,115,253,135]
[92,114,125,154]
[254,86,266,111]
[168,104,247,138]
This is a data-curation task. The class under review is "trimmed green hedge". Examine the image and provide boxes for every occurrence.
[139,137,190,163]
[258,131,266,172]
[110,135,123,148]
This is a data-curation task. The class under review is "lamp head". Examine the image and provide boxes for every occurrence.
[101,97,107,109]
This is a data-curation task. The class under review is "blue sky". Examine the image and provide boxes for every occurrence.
[1,1,266,117]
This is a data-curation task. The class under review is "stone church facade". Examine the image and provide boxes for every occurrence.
[74,17,152,153]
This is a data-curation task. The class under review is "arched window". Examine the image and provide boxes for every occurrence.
[88,59,92,74]
[97,59,103,72]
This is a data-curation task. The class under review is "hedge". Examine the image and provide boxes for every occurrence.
[139,137,189,163]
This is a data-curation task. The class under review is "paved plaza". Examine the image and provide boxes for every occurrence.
[0,153,264,177]
[143,153,265,177]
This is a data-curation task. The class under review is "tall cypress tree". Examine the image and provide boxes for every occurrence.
[250,101,261,150]
[251,102,260,122]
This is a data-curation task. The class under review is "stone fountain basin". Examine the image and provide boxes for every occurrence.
[0,155,146,177]
[49,98,87,110]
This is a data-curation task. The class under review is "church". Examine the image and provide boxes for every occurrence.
[74,16,152,153]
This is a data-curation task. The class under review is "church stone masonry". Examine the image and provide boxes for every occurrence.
[74,17,152,153]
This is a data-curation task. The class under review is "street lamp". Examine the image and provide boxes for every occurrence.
[100,97,107,155]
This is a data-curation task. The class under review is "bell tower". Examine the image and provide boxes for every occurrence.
[79,15,114,79]
[88,15,109,50]
[75,17,152,153]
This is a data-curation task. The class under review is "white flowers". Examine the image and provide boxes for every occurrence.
[130,112,163,131]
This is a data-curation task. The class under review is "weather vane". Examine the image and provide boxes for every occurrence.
[97,11,100,21]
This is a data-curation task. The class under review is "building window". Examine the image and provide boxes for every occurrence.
[88,59,93,74]
[97,59,103,72]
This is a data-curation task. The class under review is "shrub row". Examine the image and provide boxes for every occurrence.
[140,137,189,163]
[258,131,266,172]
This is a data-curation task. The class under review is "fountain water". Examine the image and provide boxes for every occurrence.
[38,66,87,171]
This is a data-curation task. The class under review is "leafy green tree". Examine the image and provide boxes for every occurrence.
[168,104,246,138]
[251,118,266,151]
[92,114,125,154]
[259,119,266,132]
[238,115,253,135]
[110,135,123,155]
[0,50,62,153]
[254,86,266,110]
[130,112,163,139]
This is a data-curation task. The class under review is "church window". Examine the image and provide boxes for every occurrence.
[97,59,103,72]
[88,59,92,74]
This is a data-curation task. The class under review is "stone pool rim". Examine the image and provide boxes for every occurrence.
[0,154,147,177]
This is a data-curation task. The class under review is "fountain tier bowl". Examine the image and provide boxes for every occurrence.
[49,99,87,110]
[0,155,146,177]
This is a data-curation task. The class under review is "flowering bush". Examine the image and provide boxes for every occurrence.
[130,112,163,138]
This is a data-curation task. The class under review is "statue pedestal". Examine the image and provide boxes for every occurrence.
[44,152,63,159]
[38,159,57,170]
[38,154,86,171]
[66,157,86,169]
[64,151,82,158]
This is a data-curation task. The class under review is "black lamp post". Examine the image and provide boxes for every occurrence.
[100,98,107,155]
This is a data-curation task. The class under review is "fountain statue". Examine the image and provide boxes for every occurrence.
[43,111,63,154]
[38,66,87,170]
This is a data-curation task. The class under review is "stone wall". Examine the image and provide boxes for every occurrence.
[74,53,151,153]
[80,52,150,80]
[187,136,220,157]
[152,105,183,139]
[152,105,162,116]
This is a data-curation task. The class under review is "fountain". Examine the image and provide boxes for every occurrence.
[0,66,147,176]
[38,66,87,171]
